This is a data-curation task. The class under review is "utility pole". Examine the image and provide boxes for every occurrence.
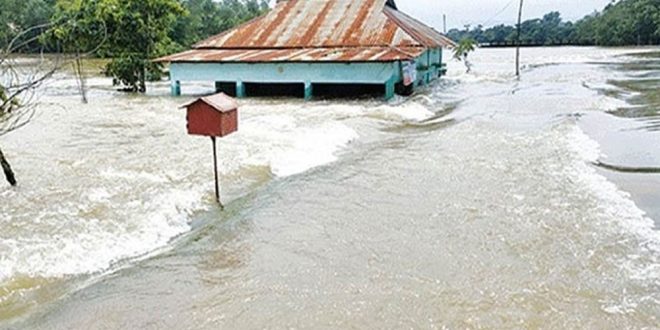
[443,14,447,34]
[515,0,524,77]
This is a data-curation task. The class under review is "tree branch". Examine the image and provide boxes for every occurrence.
[0,146,17,186]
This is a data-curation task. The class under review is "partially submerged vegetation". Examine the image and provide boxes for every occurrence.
[0,86,18,185]
[0,0,269,93]
[453,38,477,73]
[0,57,55,186]
[0,0,268,186]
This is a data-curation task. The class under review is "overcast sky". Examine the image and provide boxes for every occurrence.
[396,0,613,31]
[266,0,614,31]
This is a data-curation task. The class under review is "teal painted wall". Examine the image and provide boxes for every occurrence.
[168,47,447,98]
[412,48,445,86]
[170,62,398,85]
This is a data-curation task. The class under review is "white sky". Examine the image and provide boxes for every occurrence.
[268,0,614,31]
[397,0,613,31]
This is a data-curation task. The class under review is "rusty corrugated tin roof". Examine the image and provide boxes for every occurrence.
[180,93,237,112]
[383,7,457,48]
[158,0,455,63]
[194,0,453,49]
[157,47,425,63]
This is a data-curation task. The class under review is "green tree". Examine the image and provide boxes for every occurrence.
[446,0,660,47]
[0,0,55,52]
[51,0,184,93]
[171,0,269,48]
[574,0,660,46]
[453,38,477,73]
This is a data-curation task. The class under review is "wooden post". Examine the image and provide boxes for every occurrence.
[211,136,223,208]
[515,0,524,77]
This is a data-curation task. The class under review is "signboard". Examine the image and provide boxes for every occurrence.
[403,60,417,86]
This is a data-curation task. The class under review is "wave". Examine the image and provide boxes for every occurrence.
[0,97,445,288]
[566,125,660,270]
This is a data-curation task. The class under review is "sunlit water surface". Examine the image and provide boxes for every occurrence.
[1,47,659,329]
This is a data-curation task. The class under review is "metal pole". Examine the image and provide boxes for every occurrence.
[443,14,447,34]
[211,136,223,208]
[516,0,524,77]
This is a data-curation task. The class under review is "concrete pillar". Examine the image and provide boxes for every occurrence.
[304,81,313,101]
[439,49,446,77]
[236,80,245,98]
[171,80,181,96]
[385,76,395,101]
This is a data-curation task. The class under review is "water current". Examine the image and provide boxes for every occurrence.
[1,47,659,328]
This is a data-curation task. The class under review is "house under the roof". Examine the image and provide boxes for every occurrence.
[156,0,456,100]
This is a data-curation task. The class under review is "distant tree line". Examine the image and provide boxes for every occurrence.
[0,0,269,91]
[447,0,660,46]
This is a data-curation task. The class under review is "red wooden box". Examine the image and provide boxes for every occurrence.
[181,93,238,137]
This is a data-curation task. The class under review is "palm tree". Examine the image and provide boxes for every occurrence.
[453,38,477,72]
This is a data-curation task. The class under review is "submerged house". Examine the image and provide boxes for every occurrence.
[157,0,455,100]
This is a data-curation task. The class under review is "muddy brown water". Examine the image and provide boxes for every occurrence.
[1,47,659,329]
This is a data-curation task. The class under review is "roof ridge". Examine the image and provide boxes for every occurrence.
[188,0,454,51]
[383,6,457,48]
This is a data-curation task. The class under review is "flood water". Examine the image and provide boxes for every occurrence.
[1,47,659,329]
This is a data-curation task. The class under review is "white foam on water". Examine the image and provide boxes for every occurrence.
[449,71,515,84]
[222,100,437,179]
[87,188,112,203]
[368,102,436,122]
[0,187,204,282]
[234,111,360,177]
[0,101,372,284]
[564,125,660,277]
[100,168,169,183]
[567,125,602,163]
[269,123,359,177]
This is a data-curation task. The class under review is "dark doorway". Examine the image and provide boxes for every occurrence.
[312,83,385,100]
[215,82,237,97]
[244,83,304,98]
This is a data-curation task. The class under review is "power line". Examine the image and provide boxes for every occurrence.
[453,0,517,30]
[483,0,517,27]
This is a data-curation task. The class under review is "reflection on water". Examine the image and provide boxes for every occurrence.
[1,47,660,328]
[605,52,660,130]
